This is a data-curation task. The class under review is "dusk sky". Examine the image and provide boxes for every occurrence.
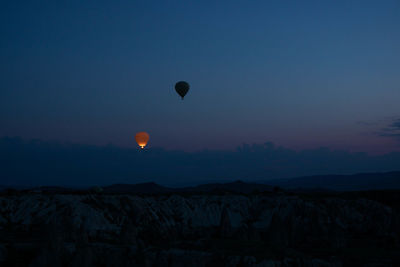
[1,0,400,154]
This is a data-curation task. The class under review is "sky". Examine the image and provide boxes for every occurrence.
[1,0,400,154]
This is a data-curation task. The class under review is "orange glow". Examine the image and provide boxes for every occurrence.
[135,132,150,149]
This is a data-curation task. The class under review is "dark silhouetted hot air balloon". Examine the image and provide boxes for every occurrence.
[175,81,190,99]
[135,132,149,149]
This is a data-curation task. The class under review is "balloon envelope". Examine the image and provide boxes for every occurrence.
[175,81,190,99]
[135,132,150,149]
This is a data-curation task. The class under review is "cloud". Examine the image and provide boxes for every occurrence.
[391,120,400,129]
[1,136,400,187]
[377,118,400,139]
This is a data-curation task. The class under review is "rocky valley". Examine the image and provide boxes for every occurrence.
[0,191,399,266]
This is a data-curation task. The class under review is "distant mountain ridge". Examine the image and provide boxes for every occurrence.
[104,182,172,194]
[101,171,400,193]
[1,171,399,193]
[102,181,273,194]
[181,180,273,194]
[266,171,400,191]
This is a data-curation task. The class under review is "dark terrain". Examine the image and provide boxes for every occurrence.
[1,185,400,266]
[267,171,400,191]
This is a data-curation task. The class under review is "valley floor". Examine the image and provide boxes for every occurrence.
[0,191,400,266]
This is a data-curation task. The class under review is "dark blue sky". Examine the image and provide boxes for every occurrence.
[1,0,400,153]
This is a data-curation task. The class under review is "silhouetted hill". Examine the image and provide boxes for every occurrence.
[267,171,400,191]
[101,181,273,194]
[182,180,273,193]
[102,172,400,194]
[0,181,273,194]
[2,171,400,194]
[103,182,173,194]
[38,186,84,193]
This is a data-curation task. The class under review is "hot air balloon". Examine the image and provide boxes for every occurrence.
[175,81,190,99]
[135,132,150,149]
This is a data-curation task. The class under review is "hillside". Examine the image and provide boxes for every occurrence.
[267,171,400,191]
[1,191,400,266]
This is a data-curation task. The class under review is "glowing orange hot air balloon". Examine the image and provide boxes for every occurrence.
[135,132,150,149]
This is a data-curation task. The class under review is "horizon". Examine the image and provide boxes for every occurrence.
[2,170,399,189]
[1,136,400,187]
